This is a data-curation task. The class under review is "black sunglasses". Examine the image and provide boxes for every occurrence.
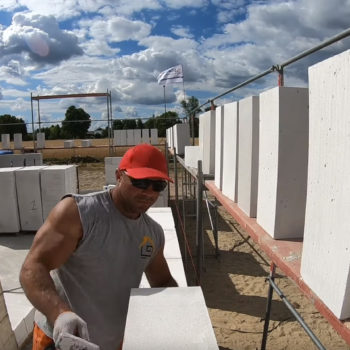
[129,177,167,192]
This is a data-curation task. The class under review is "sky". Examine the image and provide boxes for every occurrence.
[0,0,350,131]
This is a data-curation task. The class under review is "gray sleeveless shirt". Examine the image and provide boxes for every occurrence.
[35,190,165,350]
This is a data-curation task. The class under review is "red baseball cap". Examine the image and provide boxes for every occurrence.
[119,144,173,182]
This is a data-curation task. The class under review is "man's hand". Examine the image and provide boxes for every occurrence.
[53,311,90,344]
[55,333,100,350]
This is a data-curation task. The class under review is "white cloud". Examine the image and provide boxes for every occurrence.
[171,25,193,38]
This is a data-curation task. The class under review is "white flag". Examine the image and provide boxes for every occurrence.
[157,64,183,85]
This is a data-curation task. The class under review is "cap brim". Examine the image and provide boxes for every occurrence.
[125,167,174,183]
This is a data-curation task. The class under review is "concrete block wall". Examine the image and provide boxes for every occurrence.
[81,139,91,147]
[184,146,201,168]
[150,128,158,145]
[166,127,174,148]
[126,129,134,146]
[222,102,238,201]
[41,165,78,219]
[1,134,10,149]
[173,123,190,155]
[134,129,142,145]
[64,140,74,148]
[0,168,22,233]
[141,129,150,144]
[199,110,215,175]
[104,157,122,185]
[214,105,224,190]
[113,130,122,146]
[13,134,22,150]
[237,96,259,217]
[257,86,308,239]
[0,154,42,168]
[301,49,350,320]
[0,282,18,350]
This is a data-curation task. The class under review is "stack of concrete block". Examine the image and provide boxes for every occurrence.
[214,105,224,190]
[301,50,350,320]
[199,110,216,175]
[113,130,127,146]
[15,166,48,231]
[64,140,74,148]
[237,96,259,217]
[0,153,42,168]
[150,128,158,145]
[14,134,22,150]
[81,139,92,147]
[126,129,134,146]
[0,168,22,233]
[123,287,218,350]
[0,281,18,350]
[257,86,308,239]
[173,123,190,155]
[134,129,142,145]
[166,127,174,148]
[41,165,78,219]
[104,157,122,185]
[36,132,45,149]
[184,146,201,169]
[1,134,10,149]
[222,102,238,201]
[141,129,150,144]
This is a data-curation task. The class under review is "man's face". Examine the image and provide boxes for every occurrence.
[117,172,164,213]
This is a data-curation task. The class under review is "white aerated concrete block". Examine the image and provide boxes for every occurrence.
[126,129,134,146]
[1,134,10,149]
[257,86,308,239]
[120,130,127,145]
[64,140,74,148]
[301,50,350,320]
[0,154,42,168]
[0,168,22,233]
[215,105,224,190]
[24,153,43,166]
[41,165,77,219]
[199,110,215,175]
[147,207,175,230]
[113,130,121,146]
[104,157,122,185]
[184,146,201,169]
[14,134,22,149]
[237,96,259,217]
[15,166,47,231]
[134,129,141,145]
[36,132,45,149]
[173,123,190,155]
[141,129,150,143]
[222,102,238,201]
[123,287,218,350]
[81,139,91,147]
[166,128,172,148]
[150,128,158,145]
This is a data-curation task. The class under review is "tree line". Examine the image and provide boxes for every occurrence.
[0,96,201,140]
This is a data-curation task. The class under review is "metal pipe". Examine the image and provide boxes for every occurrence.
[30,93,35,152]
[196,160,203,285]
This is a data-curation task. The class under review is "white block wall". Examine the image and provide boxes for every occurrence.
[15,166,47,231]
[214,105,224,190]
[150,129,158,145]
[81,139,91,147]
[257,86,308,239]
[14,134,22,150]
[173,123,190,155]
[64,140,74,148]
[237,96,259,217]
[222,102,238,201]
[301,50,350,319]
[41,165,77,219]
[199,110,215,175]
[36,132,45,149]
[184,146,201,169]
[113,130,121,146]
[0,168,22,233]
[0,154,42,168]
[141,129,150,144]
[127,129,134,146]
[1,134,10,149]
[134,129,142,145]
[104,157,122,185]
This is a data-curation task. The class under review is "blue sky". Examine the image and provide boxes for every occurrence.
[0,0,350,131]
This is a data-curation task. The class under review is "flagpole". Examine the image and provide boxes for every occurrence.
[163,85,167,114]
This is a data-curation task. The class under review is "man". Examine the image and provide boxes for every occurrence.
[20,143,178,350]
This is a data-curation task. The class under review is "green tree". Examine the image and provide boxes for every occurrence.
[136,118,144,129]
[122,119,137,130]
[62,106,91,139]
[0,114,28,139]
[156,111,179,137]
[113,119,124,130]
[181,96,200,137]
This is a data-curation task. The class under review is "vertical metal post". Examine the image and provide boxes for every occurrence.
[196,160,203,285]
[30,93,36,152]
[277,66,284,87]
[261,262,276,350]
[191,113,195,146]
[174,147,178,205]
[37,99,41,133]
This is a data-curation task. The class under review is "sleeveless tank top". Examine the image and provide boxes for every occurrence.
[35,190,165,350]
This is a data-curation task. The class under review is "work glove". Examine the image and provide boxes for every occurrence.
[53,311,90,345]
[55,332,100,350]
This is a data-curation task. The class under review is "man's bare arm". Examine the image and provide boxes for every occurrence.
[145,246,178,287]
[19,197,83,326]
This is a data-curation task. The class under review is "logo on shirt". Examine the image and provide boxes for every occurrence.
[139,236,154,258]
